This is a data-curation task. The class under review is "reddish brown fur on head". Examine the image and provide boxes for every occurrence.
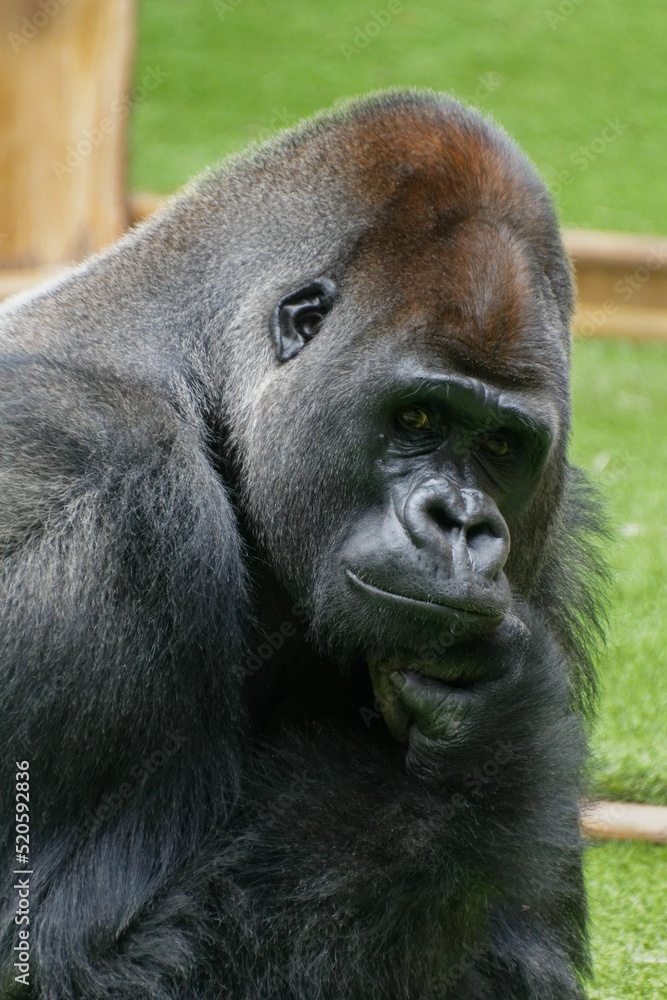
[348,215,563,388]
[311,93,572,385]
[326,95,562,258]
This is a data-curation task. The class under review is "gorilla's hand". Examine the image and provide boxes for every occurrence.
[388,610,537,780]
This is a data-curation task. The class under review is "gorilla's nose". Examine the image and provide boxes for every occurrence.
[401,480,510,581]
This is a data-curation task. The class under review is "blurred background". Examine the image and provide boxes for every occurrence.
[1,1,666,996]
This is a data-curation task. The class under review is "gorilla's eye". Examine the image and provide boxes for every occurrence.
[479,433,512,458]
[396,406,432,431]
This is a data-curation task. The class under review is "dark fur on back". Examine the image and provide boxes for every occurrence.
[0,91,608,999]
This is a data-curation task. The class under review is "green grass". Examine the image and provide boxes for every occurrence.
[130,5,667,996]
[573,343,667,997]
[571,339,667,806]
[133,0,667,233]
[586,841,667,1000]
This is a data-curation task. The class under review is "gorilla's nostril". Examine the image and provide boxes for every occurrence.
[466,521,496,550]
[465,521,504,552]
[426,502,460,535]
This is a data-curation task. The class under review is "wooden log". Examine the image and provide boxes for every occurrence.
[574,304,667,342]
[565,229,667,340]
[0,0,135,269]
[565,228,667,269]
[0,265,67,302]
[580,800,667,844]
[129,191,168,226]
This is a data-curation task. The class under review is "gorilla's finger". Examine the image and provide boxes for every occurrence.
[391,670,475,740]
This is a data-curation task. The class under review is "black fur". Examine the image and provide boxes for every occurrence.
[0,91,607,999]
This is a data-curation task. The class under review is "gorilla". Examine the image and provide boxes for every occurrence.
[0,91,607,999]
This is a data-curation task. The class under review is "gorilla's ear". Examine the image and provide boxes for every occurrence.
[270,278,337,362]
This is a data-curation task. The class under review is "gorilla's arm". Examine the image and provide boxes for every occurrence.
[0,354,247,995]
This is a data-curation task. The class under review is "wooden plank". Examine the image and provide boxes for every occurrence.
[581,800,667,844]
[129,191,167,225]
[565,231,667,317]
[564,228,667,268]
[0,265,67,301]
[564,229,667,339]
[0,0,135,268]
[574,304,667,341]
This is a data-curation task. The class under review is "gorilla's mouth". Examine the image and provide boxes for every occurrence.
[344,568,505,621]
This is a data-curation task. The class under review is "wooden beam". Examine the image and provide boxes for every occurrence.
[129,191,168,225]
[565,228,667,269]
[573,304,667,341]
[581,800,667,844]
[564,229,667,341]
[0,0,135,268]
[0,265,67,301]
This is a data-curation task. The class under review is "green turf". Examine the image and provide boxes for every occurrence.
[132,0,667,234]
[586,841,667,999]
[130,5,667,995]
[571,339,667,806]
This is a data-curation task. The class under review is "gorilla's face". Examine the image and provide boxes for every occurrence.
[337,362,554,628]
[243,224,567,664]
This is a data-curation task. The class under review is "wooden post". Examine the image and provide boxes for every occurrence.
[568,229,667,341]
[581,800,667,845]
[0,0,135,269]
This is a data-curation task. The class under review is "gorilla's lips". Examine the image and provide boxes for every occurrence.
[344,567,506,623]
[347,562,509,741]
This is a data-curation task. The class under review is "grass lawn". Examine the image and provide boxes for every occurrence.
[586,841,667,1000]
[571,340,667,807]
[131,2,667,994]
